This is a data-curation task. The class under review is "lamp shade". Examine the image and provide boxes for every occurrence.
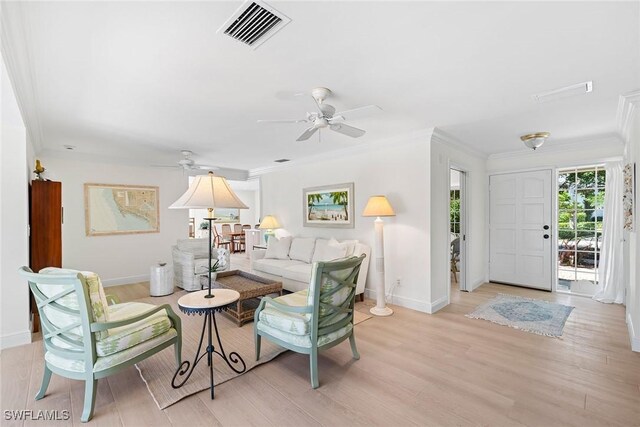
[169,171,248,210]
[362,195,395,217]
[259,215,281,229]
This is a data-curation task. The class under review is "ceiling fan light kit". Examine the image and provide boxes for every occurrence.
[258,87,382,142]
[520,132,550,151]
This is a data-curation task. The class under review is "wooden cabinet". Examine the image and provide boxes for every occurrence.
[29,180,62,331]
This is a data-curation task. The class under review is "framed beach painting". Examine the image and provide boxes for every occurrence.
[213,208,240,223]
[84,183,159,236]
[303,183,354,228]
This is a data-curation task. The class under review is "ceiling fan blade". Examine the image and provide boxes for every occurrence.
[191,164,219,170]
[296,126,319,141]
[150,164,179,168]
[330,123,366,138]
[257,119,308,124]
[332,105,382,121]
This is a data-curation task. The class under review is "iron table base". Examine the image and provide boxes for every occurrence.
[171,306,246,399]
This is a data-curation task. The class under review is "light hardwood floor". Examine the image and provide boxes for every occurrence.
[2,255,639,426]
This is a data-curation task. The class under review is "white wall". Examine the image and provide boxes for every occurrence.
[430,132,488,311]
[259,131,434,312]
[38,155,189,286]
[0,55,32,349]
[621,92,640,352]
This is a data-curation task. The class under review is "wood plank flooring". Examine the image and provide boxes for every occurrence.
[2,254,639,426]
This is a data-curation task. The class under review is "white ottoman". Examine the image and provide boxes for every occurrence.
[150,263,174,296]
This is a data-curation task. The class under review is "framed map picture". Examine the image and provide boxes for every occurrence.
[84,183,159,236]
[303,183,354,228]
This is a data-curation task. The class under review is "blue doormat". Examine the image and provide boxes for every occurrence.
[466,294,574,337]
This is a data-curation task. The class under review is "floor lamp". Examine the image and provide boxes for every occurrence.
[170,171,248,299]
[362,195,395,316]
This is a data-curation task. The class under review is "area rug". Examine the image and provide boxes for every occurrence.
[134,291,372,409]
[466,294,574,337]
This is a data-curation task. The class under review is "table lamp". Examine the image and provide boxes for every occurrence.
[170,171,248,299]
[259,215,281,243]
[362,195,395,316]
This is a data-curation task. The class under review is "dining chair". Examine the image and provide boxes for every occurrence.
[221,224,232,239]
[254,255,365,388]
[19,266,182,422]
[213,226,231,250]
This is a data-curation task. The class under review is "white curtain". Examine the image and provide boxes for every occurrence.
[593,162,625,304]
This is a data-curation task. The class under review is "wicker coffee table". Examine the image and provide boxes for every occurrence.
[200,270,282,326]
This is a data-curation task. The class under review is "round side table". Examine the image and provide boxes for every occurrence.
[171,289,246,399]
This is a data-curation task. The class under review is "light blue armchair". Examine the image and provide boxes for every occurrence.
[19,267,182,422]
[254,255,365,388]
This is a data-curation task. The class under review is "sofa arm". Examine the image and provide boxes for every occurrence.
[252,249,266,261]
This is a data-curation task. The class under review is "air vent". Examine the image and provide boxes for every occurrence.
[217,0,291,49]
[532,81,593,103]
[274,158,290,163]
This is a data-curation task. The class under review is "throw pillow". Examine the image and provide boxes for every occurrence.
[313,239,348,262]
[311,239,330,263]
[289,237,316,263]
[264,236,292,260]
[328,238,358,257]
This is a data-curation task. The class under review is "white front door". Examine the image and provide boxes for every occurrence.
[489,170,553,290]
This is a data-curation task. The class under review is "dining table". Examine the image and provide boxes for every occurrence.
[228,232,246,253]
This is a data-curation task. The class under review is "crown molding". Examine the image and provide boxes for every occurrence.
[487,133,624,161]
[616,89,640,146]
[430,128,488,159]
[1,2,44,153]
[248,128,434,178]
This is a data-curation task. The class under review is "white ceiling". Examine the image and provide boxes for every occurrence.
[3,1,639,172]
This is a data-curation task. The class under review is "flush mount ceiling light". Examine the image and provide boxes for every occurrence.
[520,132,550,151]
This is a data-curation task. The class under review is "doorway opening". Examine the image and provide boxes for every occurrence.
[450,168,467,292]
[557,165,605,296]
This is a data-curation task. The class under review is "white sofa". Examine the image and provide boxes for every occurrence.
[251,236,370,295]
[172,238,231,291]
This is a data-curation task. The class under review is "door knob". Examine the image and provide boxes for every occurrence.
[543,225,550,230]
[543,234,550,239]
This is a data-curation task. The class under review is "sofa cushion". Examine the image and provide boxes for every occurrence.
[253,258,305,276]
[289,238,316,263]
[312,239,348,263]
[282,264,313,284]
[264,236,292,260]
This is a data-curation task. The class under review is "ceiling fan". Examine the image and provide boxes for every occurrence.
[258,87,382,141]
[151,150,218,171]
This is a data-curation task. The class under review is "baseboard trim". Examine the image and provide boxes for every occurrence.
[364,289,430,313]
[470,279,484,292]
[627,313,640,352]
[102,274,150,287]
[428,295,449,313]
[0,330,32,350]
